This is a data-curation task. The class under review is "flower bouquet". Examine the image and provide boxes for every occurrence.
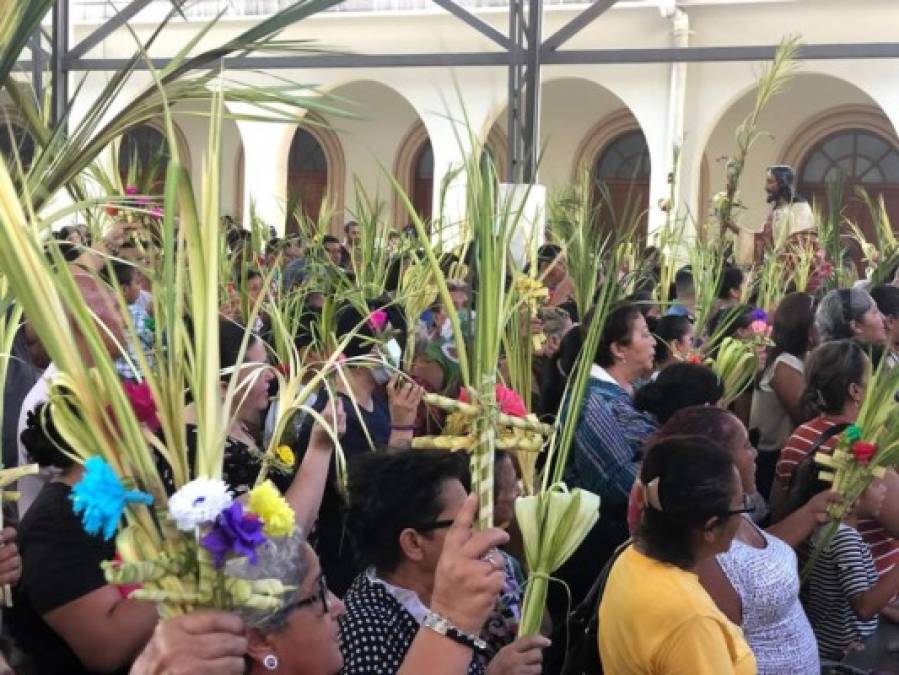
[803,356,899,577]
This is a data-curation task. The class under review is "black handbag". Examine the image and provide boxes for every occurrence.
[556,540,630,675]
[781,422,849,517]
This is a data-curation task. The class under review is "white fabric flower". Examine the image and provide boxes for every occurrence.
[167,478,233,531]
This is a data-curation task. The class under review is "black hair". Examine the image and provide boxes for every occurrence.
[674,267,694,298]
[801,339,867,418]
[345,450,471,573]
[334,303,377,359]
[870,284,899,320]
[649,314,692,365]
[634,363,724,424]
[322,235,340,246]
[103,260,138,288]
[628,290,657,320]
[219,318,262,378]
[717,267,745,301]
[344,221,359,233]
[227,229,251,250]
[537,244,562,267]
[635,436,737,569]
[20,402,76,469]
[595,303,644,368]
[706,305,755,355]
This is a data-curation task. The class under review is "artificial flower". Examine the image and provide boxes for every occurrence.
[201,502,267,569]
[105,205,119,217]
[847,424,863,443]
[125,184,139,195]
[71,456,153,541]
[167,478,233,532]
[150,206,163,218]
[275,445,295,466]
[460,384,528,418]
[368,308,389,333]
[852,441,877,466]
[749,308,769,323]
[122,379,161,432]
[749,320,769,336]
[247,480,295,537]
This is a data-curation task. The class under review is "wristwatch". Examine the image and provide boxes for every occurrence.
[422,611,490,654]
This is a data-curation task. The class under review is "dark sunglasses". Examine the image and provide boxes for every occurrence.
[283,574,330,616]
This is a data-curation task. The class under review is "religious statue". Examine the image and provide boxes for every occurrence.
[755,165,815,259]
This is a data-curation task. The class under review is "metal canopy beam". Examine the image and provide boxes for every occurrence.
[51,0,69,129]
[541,0,617,53]
[67,0,155,61]
[58,41,899,71]
[431,0,512,50]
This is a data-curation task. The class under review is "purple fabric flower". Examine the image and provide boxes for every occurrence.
[125,184,139,196]
[750,308,769,323]
[201,502,267,569]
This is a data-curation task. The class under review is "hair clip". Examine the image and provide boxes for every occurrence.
[643,477,663,512]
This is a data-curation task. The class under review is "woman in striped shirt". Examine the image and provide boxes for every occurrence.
[771,340,899,578]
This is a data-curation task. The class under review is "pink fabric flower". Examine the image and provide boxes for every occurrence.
[459,385,528,418]
[368,309,389,333]
[749,320,769,336]
[150,206,163,218]
[125,185,139,196]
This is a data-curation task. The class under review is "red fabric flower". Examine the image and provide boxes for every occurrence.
[686,353,704,365]
[122,379,161,432]
[852,441,878,466]
[459,384,528,418]
[105,205,119,217]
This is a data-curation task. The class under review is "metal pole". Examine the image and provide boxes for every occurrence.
[507,0,524,183]
[522,0,542,184]
[51,0,70,130]
[30,30,44,106]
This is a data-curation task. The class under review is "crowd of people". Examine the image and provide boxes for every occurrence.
[4,212,899,675]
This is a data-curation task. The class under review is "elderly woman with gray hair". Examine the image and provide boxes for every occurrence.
[131,493,515,675]
[816,287,886,348]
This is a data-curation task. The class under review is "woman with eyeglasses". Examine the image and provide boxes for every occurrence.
[633,407,830,674]
[339,451,549,675]
[599,435,756,674]
[131,494,511,675]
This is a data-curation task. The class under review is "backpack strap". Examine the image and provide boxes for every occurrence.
[798,422,850,463]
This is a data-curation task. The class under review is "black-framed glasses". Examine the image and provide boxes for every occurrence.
[284,574,330,616]
[720,493,755,519]
[415,519,454,533]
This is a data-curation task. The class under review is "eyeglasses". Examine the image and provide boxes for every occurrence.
[284,574,330,616]
[415,519,454,533]
[719,493,756,519]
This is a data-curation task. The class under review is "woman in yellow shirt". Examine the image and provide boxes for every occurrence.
[599,436,757,675]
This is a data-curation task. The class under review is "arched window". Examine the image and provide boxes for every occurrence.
[799,129,899,242]
[0,120,36,172]
[412,140,433,226]
[119,124,170,194]
[287,128,328,233]
[594,129,651,237]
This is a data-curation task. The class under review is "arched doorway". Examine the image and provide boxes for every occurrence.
[0,119,36,171]
[411,140,433,227]
[594,129,651,238]
[118,124,171,193]
[286,128,328,234]
[798,128,899,240]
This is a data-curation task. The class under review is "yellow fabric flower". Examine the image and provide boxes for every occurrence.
[275,445,295,467]
[247,480,295,537]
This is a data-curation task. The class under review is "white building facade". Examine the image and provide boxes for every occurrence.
[13,0,899,259]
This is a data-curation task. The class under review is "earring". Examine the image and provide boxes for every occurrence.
[264,654,279,671]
